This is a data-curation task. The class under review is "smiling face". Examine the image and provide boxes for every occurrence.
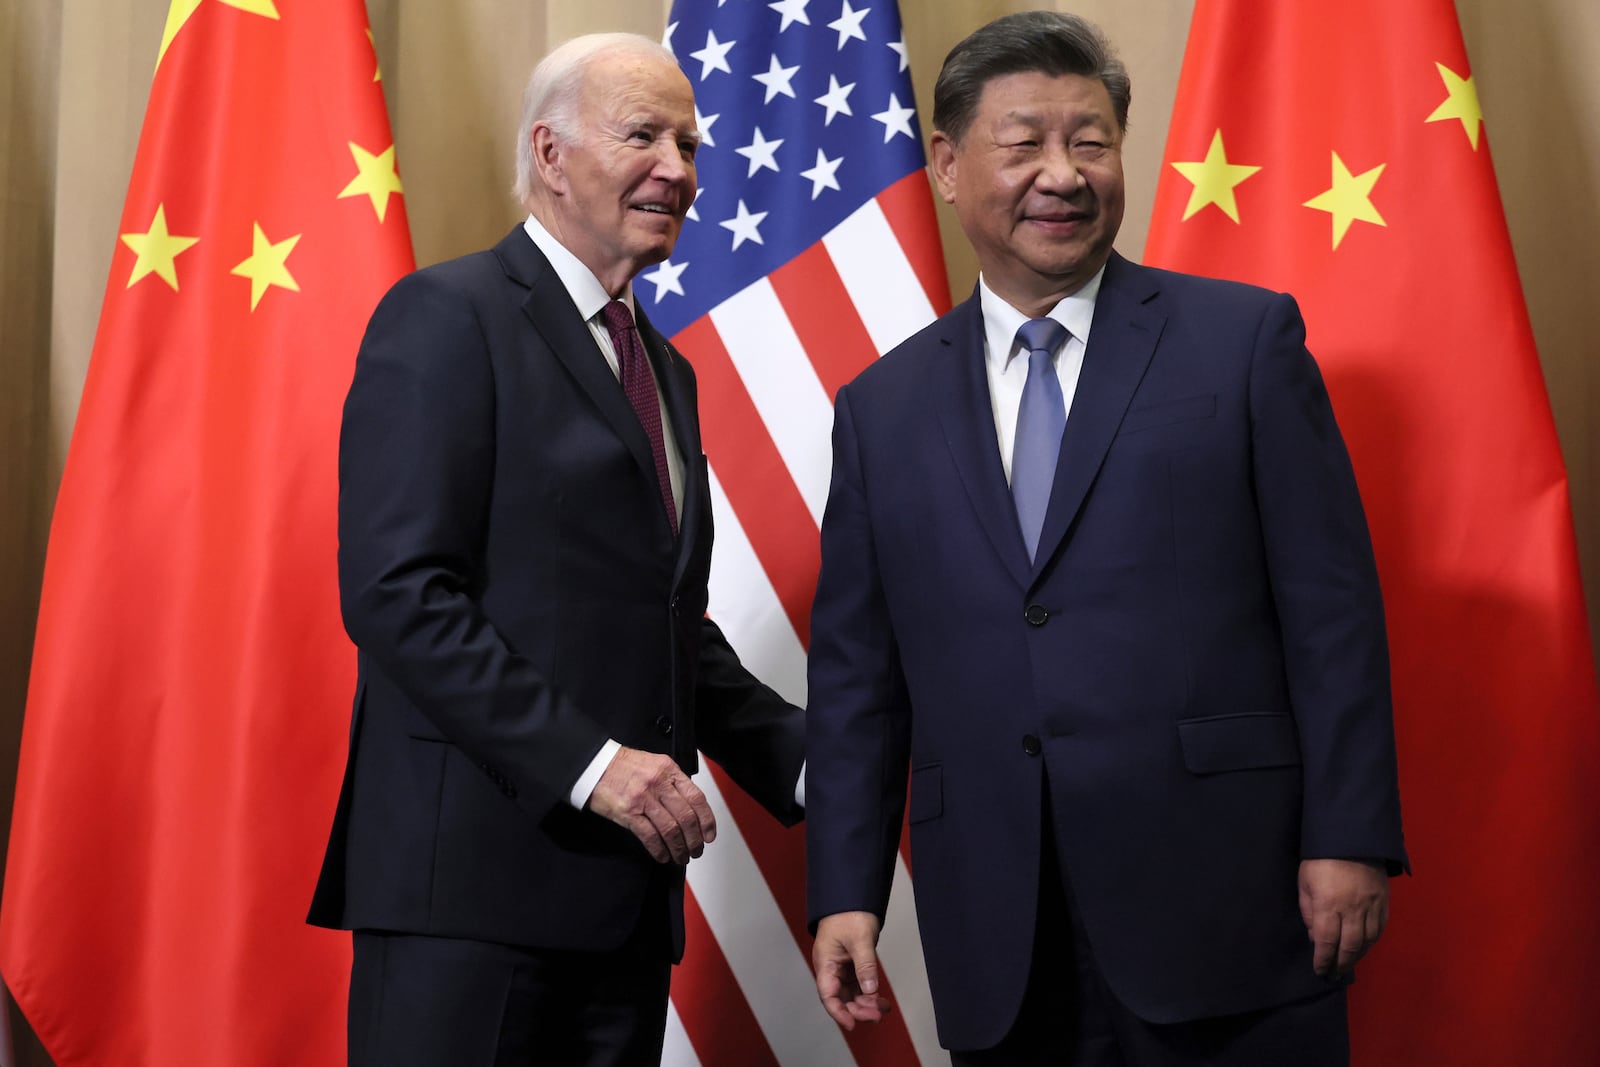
[930,70,1125,317]
[532,50,699,295]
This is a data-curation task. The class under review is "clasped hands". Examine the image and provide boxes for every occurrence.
[587,745,715,865]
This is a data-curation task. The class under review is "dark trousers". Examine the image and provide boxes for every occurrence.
[953,821,1349,1066]
[348,925,672,1067]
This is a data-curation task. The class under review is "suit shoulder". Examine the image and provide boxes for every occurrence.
[1126,260,1299,319]
[381,248,504,302]
[363,250,513,345]
[356,251,515,369]
[841,301,971,398]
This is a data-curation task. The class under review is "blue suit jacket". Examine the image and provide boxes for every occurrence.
[309,227,804,960]
[806,252,1406,1048]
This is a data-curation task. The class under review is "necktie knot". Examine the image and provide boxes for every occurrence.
[1015,316,1068,362]
[600,299,635,340]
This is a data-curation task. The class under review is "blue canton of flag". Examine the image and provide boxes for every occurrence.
[648,0,928,332]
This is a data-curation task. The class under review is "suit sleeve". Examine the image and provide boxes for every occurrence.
[337,271,608,823]
[639,330,807,826]
[1248,293,1409,873]
[805,385,913,929]
[693,617,806,826]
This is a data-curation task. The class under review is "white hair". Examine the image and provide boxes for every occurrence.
[511,33,680,206]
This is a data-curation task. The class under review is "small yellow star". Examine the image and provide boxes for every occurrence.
[158,0,279,71]
[367,28,382,82]
[338,143,405,223]
[230,223,302,311]
[120,204,200,291]
[1303,152,1387,250]
[1425,62,1482,150]
[1169,129,1262,223]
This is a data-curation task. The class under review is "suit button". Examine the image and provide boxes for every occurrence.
[670,596,682,616]
[655,716,674,736]
[502,783,517,798]
[1022,735,1041,756]
[1024,604,1049,626]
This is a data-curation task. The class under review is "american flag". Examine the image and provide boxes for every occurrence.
[651,1,950,1064]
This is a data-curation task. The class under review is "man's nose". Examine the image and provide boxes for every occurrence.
[652,139,693,184]
[1035,145,1086,193]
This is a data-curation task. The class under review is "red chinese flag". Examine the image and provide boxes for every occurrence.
[0,2,413,1064]
[1146,2,1600,1063]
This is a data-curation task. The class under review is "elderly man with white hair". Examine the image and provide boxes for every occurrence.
[308,33,805,1066]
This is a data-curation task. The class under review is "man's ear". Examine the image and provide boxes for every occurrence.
[928,131,958,205]
[530,124,569,195]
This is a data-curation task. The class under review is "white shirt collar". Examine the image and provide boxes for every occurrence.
[521,214,636,323]
[978,266,1105,369]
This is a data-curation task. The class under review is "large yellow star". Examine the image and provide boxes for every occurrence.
[158,0,281,71]
[1425,62,1482,150]
[1303,152,1387,250]
[1169,129,1262,223]
[230,223,302,311]
[120,203,200,291]
[338,143,404,222]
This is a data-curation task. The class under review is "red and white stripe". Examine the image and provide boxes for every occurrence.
[664,172,950,1065]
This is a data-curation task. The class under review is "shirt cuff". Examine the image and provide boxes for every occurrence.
[569,738,622,808]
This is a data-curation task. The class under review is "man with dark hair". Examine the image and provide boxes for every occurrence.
[805,11,1405,1064]
[309,33,805,1066]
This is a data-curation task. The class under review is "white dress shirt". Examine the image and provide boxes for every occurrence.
[978,267,1104,485]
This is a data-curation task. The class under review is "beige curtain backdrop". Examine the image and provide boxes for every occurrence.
[2,0,1596,1060]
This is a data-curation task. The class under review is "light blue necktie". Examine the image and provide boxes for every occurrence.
[1011,317,1069,561]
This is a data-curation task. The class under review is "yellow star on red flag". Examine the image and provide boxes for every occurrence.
[230,222,302,310]
[1303,152,1387,249]
[1425,62,1483,150]
[120,203,200,291]
[1169,129,1262,223]
[158,0,280,70]
[339,143,405,222]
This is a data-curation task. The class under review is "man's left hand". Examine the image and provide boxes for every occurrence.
[812,911,892,1030]
[1298,858,1390,978]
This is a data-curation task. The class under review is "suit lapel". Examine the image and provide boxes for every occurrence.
[932,292,1032,589]
[1030,253,1166,578]
[493,228,661,492]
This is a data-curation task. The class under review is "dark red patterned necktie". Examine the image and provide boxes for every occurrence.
[600,300,678,534]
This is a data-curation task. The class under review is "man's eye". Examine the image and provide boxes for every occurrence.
[679,141,698,159]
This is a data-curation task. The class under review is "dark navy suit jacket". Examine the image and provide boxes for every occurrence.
[309,226,804,960]
[806,252,1406,1049]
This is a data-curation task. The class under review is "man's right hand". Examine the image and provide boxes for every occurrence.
[812,911,892,1030]
[587,746,716,865]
